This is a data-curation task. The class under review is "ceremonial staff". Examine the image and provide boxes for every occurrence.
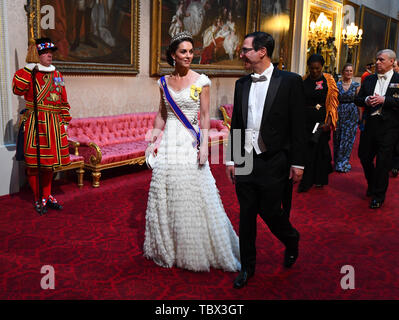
[31,66,44,215]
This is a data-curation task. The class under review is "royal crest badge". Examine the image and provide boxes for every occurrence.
[47,93,60,102]
[190,85,202,101]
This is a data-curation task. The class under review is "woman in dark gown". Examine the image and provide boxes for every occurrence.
[298,54,338,192]
[333,63,360,173]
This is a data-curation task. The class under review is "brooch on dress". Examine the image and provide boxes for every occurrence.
[190,85,202,101]
[315,81,324,90]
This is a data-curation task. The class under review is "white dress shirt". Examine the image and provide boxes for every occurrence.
[245,64,274,154]
[369,69,394,116]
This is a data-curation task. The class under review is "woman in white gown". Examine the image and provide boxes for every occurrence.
[183,0,207,36]
[143,31,240,272]
[223,11,239,60]
[169,0,184,38]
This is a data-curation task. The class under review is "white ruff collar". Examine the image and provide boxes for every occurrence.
[25,63,56,72]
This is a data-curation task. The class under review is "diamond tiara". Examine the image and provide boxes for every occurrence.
[170,31,193,45]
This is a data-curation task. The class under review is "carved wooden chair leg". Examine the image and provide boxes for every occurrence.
[92,170,101,188]
[76,167,84,188]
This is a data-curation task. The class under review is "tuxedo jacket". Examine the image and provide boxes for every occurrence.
[228,68,306,167]
[355,72,399,127]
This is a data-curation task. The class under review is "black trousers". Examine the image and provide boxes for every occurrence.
[235,150,299,272]
[358,115,399,202]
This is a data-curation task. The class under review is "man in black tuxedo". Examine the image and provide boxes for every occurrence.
[355,49,399,209]
[225,32,306,289]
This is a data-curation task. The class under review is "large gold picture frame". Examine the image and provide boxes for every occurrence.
[387,17,399,52]
[27,0,140,75]
[355,6,389,76]
[257,0,295,71]
[150,0,258,76]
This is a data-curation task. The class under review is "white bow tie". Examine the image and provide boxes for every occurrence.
[251,74,267,82]
[378,74,387,80]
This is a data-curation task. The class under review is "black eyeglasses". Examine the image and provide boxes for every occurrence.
[240,47,255,54]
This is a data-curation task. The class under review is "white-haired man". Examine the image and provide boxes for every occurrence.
[355,49,399,208]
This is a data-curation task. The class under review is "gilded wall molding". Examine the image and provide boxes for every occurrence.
[307,0,343,74]
[0,0,14,145]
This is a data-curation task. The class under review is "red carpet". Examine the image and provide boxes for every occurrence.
[1,135,399,300]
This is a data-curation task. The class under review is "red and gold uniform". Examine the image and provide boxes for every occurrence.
[12,64,71,169]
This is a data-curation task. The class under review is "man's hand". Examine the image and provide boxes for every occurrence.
[289,167,303,183]
[226,165,235,184]
[368,93,385,107]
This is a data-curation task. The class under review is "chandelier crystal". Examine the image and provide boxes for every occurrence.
[308,12,333,48]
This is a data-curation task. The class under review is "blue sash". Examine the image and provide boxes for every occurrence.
[160,76,201,148]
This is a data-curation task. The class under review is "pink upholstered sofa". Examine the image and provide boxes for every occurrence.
[67,112,228,187]
[208,119,229,145]
[219,104,233,129]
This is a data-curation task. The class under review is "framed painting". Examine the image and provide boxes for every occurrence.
[355,6,389,76]
[150,0,257,76]
[257,0,295,71]
[30,0,140,74]
[387,18,399,52]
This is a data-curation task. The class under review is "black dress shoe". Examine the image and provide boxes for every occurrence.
[297,185,309,193]
[284,248,299,268]
[34,201,47,215]
[47,201,63,210]
[369,199,383,209]
[233,270,254,289]
[284,231,299,268]
[392,168,399,178]
[46,196,63,210]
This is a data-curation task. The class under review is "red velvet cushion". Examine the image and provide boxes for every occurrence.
[69,154,84,162]
[99,141,148,164]
[221,104,233,118]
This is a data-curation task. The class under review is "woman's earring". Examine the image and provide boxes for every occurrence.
[173,59,176,67]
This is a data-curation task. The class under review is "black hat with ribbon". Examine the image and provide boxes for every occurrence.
[35,37,58,55]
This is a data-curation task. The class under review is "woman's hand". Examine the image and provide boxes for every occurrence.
[198,144,208,166]
[321,115,332,132]
[145,142,158,157]
[320,123,331,132]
